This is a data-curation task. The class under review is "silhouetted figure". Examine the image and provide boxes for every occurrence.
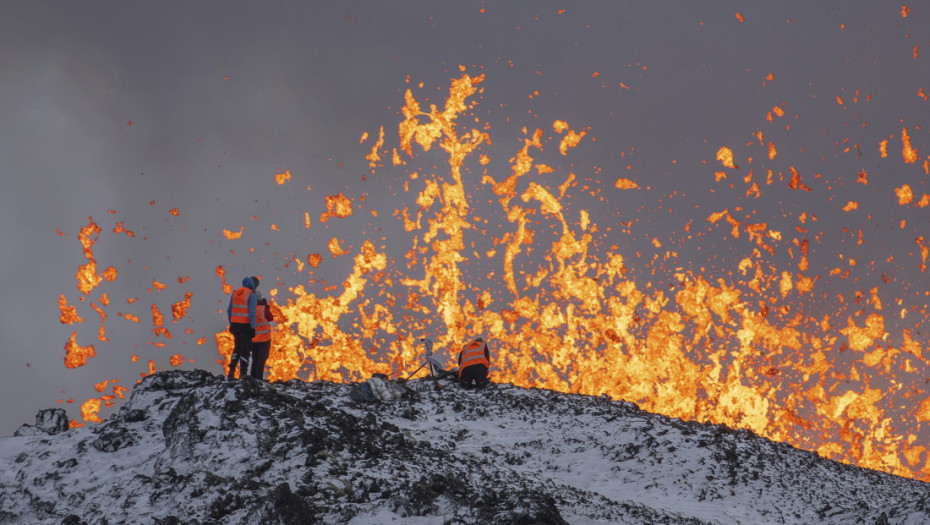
[250,297,275,380]
[226,276,258,379]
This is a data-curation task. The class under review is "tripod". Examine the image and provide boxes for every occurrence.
[407,337,445,380]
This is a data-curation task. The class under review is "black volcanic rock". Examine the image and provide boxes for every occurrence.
[13,408,70,437]
[0,369,928,524]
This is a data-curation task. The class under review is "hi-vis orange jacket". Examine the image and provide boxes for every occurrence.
[252,303,272,342]
[229,287,254,325]
[458,339,490,374]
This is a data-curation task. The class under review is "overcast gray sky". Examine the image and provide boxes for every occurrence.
[2,1,929,476]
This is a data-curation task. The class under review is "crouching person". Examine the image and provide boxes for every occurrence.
[458,336,490,389]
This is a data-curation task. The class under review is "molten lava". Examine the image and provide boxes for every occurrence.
[223,72,929,481]
[59,69,930,483]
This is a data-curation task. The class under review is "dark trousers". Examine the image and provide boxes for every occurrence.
[460,364,489,388]
[250,340,271,379]
[228,323,254,379]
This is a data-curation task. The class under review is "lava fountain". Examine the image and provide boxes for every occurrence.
[61,69,930,481]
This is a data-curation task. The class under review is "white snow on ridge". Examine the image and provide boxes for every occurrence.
[0,370,928,525]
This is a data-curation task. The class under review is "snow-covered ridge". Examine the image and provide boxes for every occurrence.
[1,369,927,524]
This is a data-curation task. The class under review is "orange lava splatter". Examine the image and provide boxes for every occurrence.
[896,184,914,205]
[223,226,244,240]
[171,292,193,322]
[90,302,109,342]
[902,127,920,163]
[64,331,95,368]
[716,146,738,169]
[151,304,172,338]
[365,126,385,170]
[320,193,354,223]
[328,237,348,257]
[788,167,811,191]
[80,398,102,423]
[554,121,587,155]
[113,221,135,237]
[76,218,103,295]
[58,294,83,324]
[614,178,640,190]
[216,265,233,294]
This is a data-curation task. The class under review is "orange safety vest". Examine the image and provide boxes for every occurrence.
[229,287,253,324]
[459,340,490,374]
[253,303,271,342]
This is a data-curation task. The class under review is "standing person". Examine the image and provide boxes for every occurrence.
[250,297,275,380]
[226,276,258,380]
[458,336,490,388]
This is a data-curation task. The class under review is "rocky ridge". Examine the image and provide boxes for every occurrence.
[1,369,928,524]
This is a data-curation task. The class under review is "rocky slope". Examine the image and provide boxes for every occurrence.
[1,369,928,524]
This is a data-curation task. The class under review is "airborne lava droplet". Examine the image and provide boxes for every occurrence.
[64,331,95,369]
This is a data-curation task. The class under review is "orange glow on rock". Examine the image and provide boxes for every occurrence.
[169,354,185,367]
